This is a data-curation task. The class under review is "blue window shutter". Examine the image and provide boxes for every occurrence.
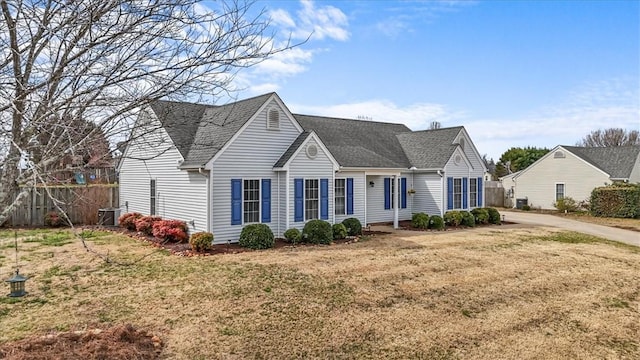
[320,179,329,220]
[346,178,354,215]
[231,179,242,225]
[401,177,407,209]
[294,178,303,222]
[447,177,453,210]
[384,178,391,210]
[463,177,468,209]
[261,179,271,223]
[477,177,483,207]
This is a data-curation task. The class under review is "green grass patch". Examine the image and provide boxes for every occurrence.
[79,229,112,239]
[23,231,73,247]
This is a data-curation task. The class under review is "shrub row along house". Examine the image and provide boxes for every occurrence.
[500,145,640,209]
[119,93,487,243]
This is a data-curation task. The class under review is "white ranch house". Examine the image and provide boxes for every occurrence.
[119,93,487,243]
[500,145,640,209]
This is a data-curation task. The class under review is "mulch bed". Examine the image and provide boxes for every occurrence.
[0,324,162,360]
[93,226,390,257]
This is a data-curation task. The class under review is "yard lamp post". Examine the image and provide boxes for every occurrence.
[6,269,28,297]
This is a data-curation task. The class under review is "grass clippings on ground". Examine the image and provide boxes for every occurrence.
[0,226,638,359]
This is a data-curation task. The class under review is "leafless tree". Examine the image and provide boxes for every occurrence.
[429,121,441,130]
[0,0,296,227]
[576,128,640,147]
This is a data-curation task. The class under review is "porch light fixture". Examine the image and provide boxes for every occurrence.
[369,181,375,188]
[6,269,27,297]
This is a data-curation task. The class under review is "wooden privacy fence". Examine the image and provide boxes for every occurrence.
[7,185,119,226]
[484,181,505,208]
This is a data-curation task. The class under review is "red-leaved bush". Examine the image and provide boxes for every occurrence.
[135,216,162,236]
[119,212,142,231]
[152,219,189,243]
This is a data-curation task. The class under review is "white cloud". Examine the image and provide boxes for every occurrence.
[269,0,349,41]
[466,77,640,160]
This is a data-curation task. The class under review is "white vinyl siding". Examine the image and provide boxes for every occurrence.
[444,147,473,211]
[119,110,208,233]
[287,137,335,231]
[365,174,412,223]
[413,173,443,216]
[210,99,301,243]
[512,147,610,209]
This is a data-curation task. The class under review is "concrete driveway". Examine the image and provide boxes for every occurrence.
[501,210,639,247]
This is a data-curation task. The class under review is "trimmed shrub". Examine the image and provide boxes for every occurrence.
[302,220,333,245]
[522,205,531,211]
[189,231,213,252]
[283,228,301,244]
[429,215,445,230]
[471,208,489,224]
[332,223,348,240]
[554,197,579,213]
[461,211,476,227]
[239,224,274,249]
[486,207,501,224]
[590,183,640,218]
[135,216,162,236]
[44,211,66,227]
[443,211,463,227]
[411,212,429,229]
[119,212,142,231]
[152,219,189,243]
[342,217,362,236]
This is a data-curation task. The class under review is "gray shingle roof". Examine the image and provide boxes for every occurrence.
[294,114,412,168]
[274,131,311,168]
[149,93,274,168]
[396,127,463,169]
[562,145,640,179]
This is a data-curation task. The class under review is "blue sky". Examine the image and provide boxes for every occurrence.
[231,0,639,161]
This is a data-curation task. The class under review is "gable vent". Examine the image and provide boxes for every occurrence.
[554,151,565,159]
[306,144,318,159]
[267,108,280,129]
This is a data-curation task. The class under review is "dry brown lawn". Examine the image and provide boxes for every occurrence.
[0,226,638,359]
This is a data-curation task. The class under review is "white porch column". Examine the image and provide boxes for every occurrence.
[393,174,399,229]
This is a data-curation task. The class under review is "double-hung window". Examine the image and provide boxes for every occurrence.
[243,179,260,223]
[335,179,346,215]
[470,178,477,208]
[305,179,319,220]
[556,183,565,201]
[453,178,462,209]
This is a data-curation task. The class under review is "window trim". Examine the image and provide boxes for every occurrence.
[243,179,261,224]
[470,178,477,208]
[335,178,346,215]
[453,178,462,209]
[555,183,565,201]
[305,178,319,220]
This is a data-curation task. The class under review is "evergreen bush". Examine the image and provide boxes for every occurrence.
[411,212,429,229]
[239,224,275,249]
[341,217,362,236]
[302,220,333,244]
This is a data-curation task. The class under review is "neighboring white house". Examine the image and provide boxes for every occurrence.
[118,93,487,243]
[500,145,640,209]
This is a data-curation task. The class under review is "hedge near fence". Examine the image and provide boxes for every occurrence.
[590,183,640,218]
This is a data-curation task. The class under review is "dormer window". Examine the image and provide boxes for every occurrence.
[267,108,280,130]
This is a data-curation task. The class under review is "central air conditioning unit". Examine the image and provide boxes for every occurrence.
[97,208,121,226]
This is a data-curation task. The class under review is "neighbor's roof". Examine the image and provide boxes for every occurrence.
[562,145,640,179]
[396,127,464,169]
[294,114,412,168]
[149,93,274,168]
